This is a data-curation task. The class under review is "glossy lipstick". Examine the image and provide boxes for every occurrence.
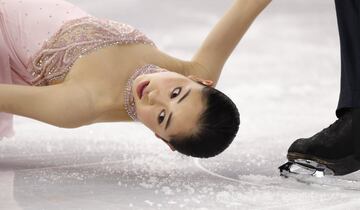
[136,81,150,99]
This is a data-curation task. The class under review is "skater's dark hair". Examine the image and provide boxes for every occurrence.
[169,86,240,158]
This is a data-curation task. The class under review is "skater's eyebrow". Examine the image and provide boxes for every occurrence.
[165,89,192,130]
[177,89,191,104]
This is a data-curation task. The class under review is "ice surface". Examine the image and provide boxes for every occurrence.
[1,0,360,209]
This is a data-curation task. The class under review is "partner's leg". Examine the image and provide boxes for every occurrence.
[335,0,360,118]
[285,0,360,176]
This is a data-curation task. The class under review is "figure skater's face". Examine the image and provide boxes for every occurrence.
[133,71,213,151]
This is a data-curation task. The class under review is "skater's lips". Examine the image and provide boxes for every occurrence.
[137,81,150,99]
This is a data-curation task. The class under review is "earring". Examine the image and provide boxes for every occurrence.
[202,80,213,86]
[189,75,213,86]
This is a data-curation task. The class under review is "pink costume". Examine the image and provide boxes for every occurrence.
[0,0,156,140]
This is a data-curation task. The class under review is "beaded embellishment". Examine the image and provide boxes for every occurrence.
[124,64,167,121]
[27,16,156,86]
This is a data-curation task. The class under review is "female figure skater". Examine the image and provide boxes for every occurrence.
[0,0,271,157]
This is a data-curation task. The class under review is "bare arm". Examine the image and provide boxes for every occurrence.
[189,0,271,86]
[0,83,96,128]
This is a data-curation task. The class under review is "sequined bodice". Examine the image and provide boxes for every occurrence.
[27,16,156,86]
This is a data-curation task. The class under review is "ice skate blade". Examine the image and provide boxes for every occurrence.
[287,152,360,176]
[279,160,360,191]
[279,159,335,178]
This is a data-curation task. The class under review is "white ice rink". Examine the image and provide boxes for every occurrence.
[1,0,360,209]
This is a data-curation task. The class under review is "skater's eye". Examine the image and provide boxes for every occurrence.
[170,87,182,98]
[158,109,165,124]
[159,88,192,130]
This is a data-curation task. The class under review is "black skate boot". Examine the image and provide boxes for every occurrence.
[279,108,360,177]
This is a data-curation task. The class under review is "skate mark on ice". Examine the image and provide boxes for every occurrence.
[194,158,277,188]
[194,159,360,192]
[194,159,360,209]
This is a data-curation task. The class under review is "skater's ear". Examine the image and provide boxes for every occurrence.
[155,133,176,151]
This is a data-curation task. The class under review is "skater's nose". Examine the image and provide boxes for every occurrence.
[148,89,166,106]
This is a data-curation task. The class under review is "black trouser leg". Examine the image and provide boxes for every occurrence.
[335,0,360,118]
[355,109,360,159]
